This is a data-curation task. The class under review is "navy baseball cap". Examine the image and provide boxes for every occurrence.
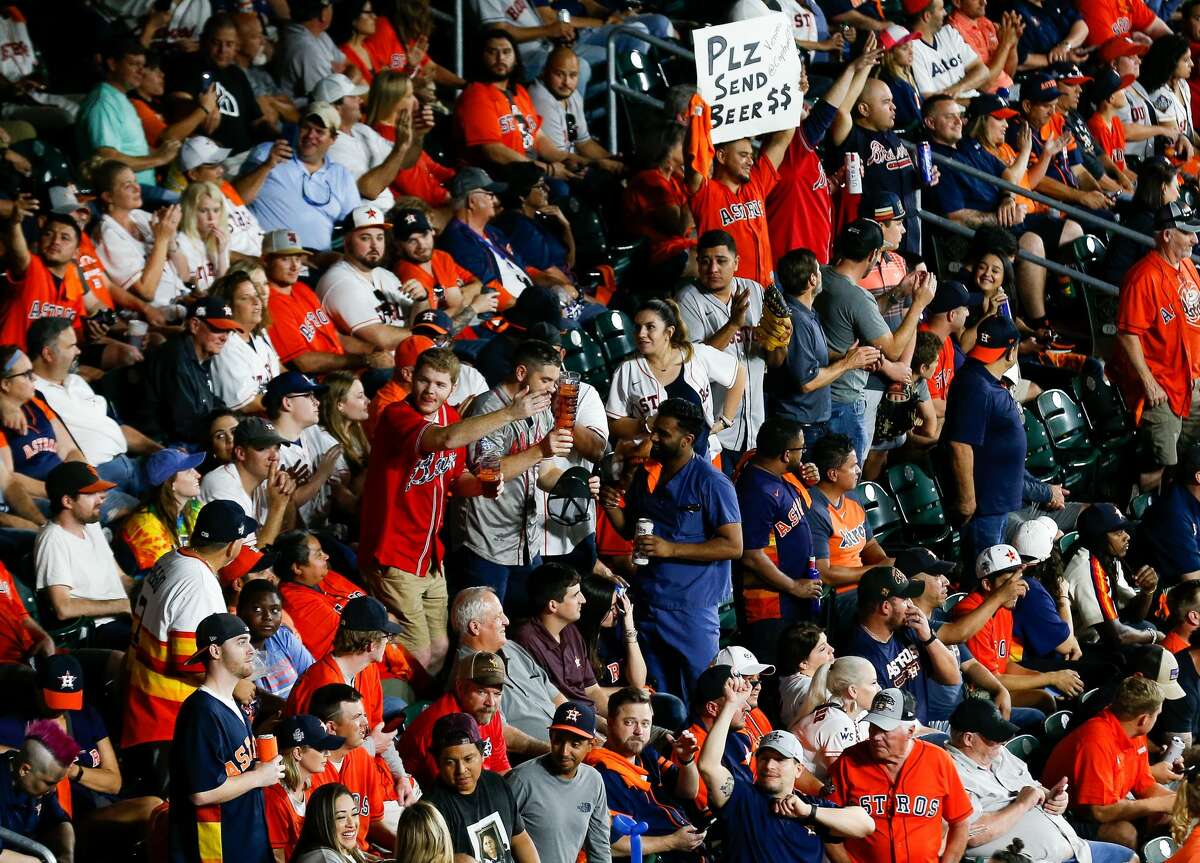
[412,308,453,337]
[146,448,206,487]
[1078,502,1133,536]
[278,714,346,752]
[190,297,244,332]
[968,315,1021,362]
[1086,67,1135,109]
[550,700,596,739]
[185,612,250,663]
[691,665,735,709]
[893,547,954,577]
[340,595,403,635]
[192,500,258,545]
[861,190,906,222]
[967,93,1018,120]
[264,372,328,410]
[393,207,432,240]
[857,566,925,608]
[1022,72,1062,103]
[926,279,970,315]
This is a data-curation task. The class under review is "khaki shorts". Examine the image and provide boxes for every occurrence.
[366,565,448,651]
[1140,399,1184,467]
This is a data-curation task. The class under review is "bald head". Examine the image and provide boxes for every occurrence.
[855,79,896,131]
[543,46,582,99]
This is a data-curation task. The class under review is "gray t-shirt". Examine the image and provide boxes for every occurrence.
[506,757,611,863]
[498,642,559,741]
[455,386,553,565]
[813,266,890,404]
[529,79,589,154]
[470,0,548,62]
[277,22,342,98]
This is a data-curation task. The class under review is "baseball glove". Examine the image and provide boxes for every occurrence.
[754,285,793,351]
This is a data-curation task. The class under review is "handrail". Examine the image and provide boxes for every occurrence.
[0,828,55,863]
[429,0,464,78]
[606,25,695,153]
[919,209,1120,296]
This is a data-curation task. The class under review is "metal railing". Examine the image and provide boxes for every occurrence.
[430,0,464,78]
[605,25,694,153]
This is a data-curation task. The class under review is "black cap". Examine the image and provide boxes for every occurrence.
[1155,202,1200,233]
[1181,443,1200,481]
[189,297,244,332]
[1078,502,1133,536]
[1021,72,1062,103]
[550,700,596,739]
[893,547,954,577]
[393,207,432,240]
[449,167,506,198]
[857,566,925,608]
[968,315,1021,362]
[192,500,258,545]
[46,462,116,503]
[835,219,886,261]
[691,665,735,709]
[548,466,593,526]
[263,371,328,411]
[431,712,483,754]
[340,595,402,635]
[949,698,1020,742]
[967,93,1018,120]
[233,417,291,449]
[507,285,563,329]
[860,190,906,222]
[277,714,347,751]
[926,279,970,315]
[1086,67,1135,109]
[185,612,250,664]
[412,309,453,337]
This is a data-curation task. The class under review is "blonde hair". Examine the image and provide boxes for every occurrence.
[365,70,413,127]
[393,801,454,863]
[282,745,312,793]
[179,180,229,257]
[1172,748,1200,845]
[319,371,370,472]
[879,49,916,89]
[798,656,876,719]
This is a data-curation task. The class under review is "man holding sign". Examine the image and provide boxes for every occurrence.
[688,13,800,288]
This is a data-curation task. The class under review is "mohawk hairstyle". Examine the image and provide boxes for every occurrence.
[24,719,79,768]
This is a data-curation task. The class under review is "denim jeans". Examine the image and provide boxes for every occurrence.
[97,452,148,498]
[454,548,543,619]
[1076,841,1136,863]
[827,398,868,464]
[960,513,1008,574]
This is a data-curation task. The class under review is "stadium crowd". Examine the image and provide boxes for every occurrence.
[7,0,1200,860]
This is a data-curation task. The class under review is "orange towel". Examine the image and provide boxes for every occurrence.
[687,93,714,177]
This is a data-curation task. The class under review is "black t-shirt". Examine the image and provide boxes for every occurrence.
[168,58,263,154]
[423,770,525,862]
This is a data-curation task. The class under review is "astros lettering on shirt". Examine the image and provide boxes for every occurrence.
[735,463,814,623]
[806,485,870,594]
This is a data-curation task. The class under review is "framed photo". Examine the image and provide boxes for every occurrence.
[466,812,513,863]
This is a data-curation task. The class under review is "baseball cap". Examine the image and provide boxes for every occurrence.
[949,698,1020,742]
[864,687,918,730]
[901,0,932,14]
[192,500,258,545]
[46,462,116,502]
[967,93,1018,120]
[926,279,970,315]
[858,566,925,608]
[893,547,954,577]
[37,654,84,712]
[190,297,245,332]
[1052,63,1093,85]
[394,335,436,369]
[393,207,432,240]
[757,729,806,761]
[713,645,776,676]
[184,612,250,664]
[1087,67,1136,108]
[861,190,906,222]
[219,545,277,586]
[1021,72,1062,103]
[47,185,88,217]
[1078,502,1133,536]
[340,595,403,635]
[180,135,232,171]
[264,371,328,410]
[146,448,206,487]
[879,24,920,51]
[303,100,342,132]
[454,651,508,687]
[835,218,886,261]
[550,700,596,739]
[341,203,391,234]
[262,229,307,256]
[1011,516,1058,563]
[1098,35,1150,62]
[310,73,368,105]
[1132,645,1186,700]
[449,166,507,198]
[976,544,1024,580]
[412,309,453,338]
[968,314,1020,362]
[1155,201,1200,233]
[547,466,594,527]
[233,417,290,449]
[278,714,346,752]
[691,665,735,709]
[431,712,483,753]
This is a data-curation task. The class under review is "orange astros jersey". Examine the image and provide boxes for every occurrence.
[688,157,779,287]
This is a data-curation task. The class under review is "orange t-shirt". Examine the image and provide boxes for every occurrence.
[1081,0,1157,44]
[948,10,1013,91]
[1088,113,1128,172]
[924,327,957,401]
[76,234,114,308]
[373,124,452,205]
[454,82,541,161]
[689,157,779,286]
[0,562,36,664]
[1163,630,1189,654]
[263,774,329,857]
[393,250,475,309]
[622,168,696,263]
[1042,708,1158,805]
[130,97,167,147]
[0,254,88,351]
[284,652,383,730]
[277,571,367,659]
[266,281,344,364]
[953,592,1014,674]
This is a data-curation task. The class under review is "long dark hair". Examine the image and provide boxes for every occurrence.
[330,0,374,44]
[577,575,618,678]
[290,783,364,863]
[1140,34,1191,93]
[1133,158,1180,212]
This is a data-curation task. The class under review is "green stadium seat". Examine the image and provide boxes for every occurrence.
[1129,493,1155,520]
[561,327,609,391]
[1005,734,1038,761]
[1058,531,1077,554]
[1033,390,1099,492]
[942,592,967,614]
[1143,837,1178,863]
[852,482,904,549]
[1024,407,1061,484]
[1043,710,1073,742]
[585,309,638,369]
[884,463,955,554]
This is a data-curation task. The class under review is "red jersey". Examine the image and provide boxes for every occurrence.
[827,738,972,863]
[689,157,779,286]
[767,122,833,266]
[316,747,384,851]
[1088,113,1128,172]
[0,254,87,351]
[393,250,475,308]
[363,16,431,76]
[266,281,343,364]
[396,691,510,787]
[952,592,1013,675]
[1111,251,1196,418]
[1081,0,1157,44]
[454,81,541,161]
[263,775,329,858]
[621,168,697,264]
[285,652,384,731]
[0,562,36,664]
[924,327,957,401]
[359,399,466,575]
[278,571,367,659]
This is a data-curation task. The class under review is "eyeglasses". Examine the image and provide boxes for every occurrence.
[4,370,33,381]
[301,171,333,207]
[733,673,762,689]
[784,445,806,456]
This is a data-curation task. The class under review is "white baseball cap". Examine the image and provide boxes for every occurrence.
[1011,517,1058,563]
[757,730,805,761]
[975,544,1024,580]
[713,645,775,676]
[48,185,87,216]
[342,204,392,233]
[180,136,233,171]
[310,73,368,105]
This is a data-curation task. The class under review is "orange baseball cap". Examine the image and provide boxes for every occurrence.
[394,335,436,369]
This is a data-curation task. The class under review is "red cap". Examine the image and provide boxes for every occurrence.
[1098,35,1149,62]
[880,24,921,50]
[902,0,932,14]
[219,546,274,586]
[394,335,436,369]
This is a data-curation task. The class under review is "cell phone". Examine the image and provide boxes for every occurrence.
[199,71,214,92]
[383,714,405,734]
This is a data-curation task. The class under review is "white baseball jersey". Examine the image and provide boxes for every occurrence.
[911,26,979,98]
[794,703,868,780]
[276,424,339,525]
[316,259,407,335]
[210,332,280,410]
[0,9,36,82]
[97,212,188,304]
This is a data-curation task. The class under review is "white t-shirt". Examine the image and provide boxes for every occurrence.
[96,211,188,304]
[315,259,406,335]
[276,423,337,524]
[778,671,814,729]
[778,0,821,47]
[606,344,739,456]
[0,11,36,82]
[32,374,127,466]
[529,80,589,155]
[1063,549,1137,641]
[471,0,545,61]
[159,0,210,45]
[793,703,867,780]
[729,0,772,21]
[326,123,395,213]
[175,233,218,293]
[911,27,979,97]
[199,462,266,545]
[210,332,281,409]
[34,521,127,625]
[452,363,491,409]
[541,382,608,557]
